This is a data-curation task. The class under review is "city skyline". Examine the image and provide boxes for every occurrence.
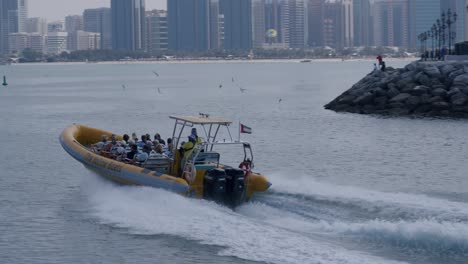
[29,0,166,21]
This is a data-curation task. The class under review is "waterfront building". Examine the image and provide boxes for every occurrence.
[7,32,27,53]
[0,0,28,54]
[111,0,146,51]
[26,17,47,35]
[145,9,168,53]
[288,0,308,48]
[46,31,68,54]
[209,0,221,49]
[48,21,64,32]
[307,0,324,47]
[264,0,282,44]
[168,0,210,51]
[353,0,372,47]
[409,0,440,49]
[465,0,468,41]
[252,0,266,49]
[28,33,45,53]
[68,30,100,51]
[65,15,83,33]
[220,0,252,50]
[83,8,112,50]
[323,0,342,48]
[374,0,409,48]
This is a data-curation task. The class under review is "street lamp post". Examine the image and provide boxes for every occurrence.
[446,9,457,55]
[441,11,447,51]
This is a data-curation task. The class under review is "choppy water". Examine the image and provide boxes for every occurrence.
[1,60,467,264]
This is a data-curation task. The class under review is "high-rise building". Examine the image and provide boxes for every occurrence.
[409,0,440,49]
[288,0,308,48]
[168,0,210,51]
[209,0,221,49]
[374,0,409,48]
[46,31,68,54]
[68,30,100,51]
[65,15,83,33]
[83,8,112,49]
[145,9,168,53]
[26,17,47,35]
[252,0,266,49]
[29,33,45,53]
[48,21,64,32]
[265,0,285,44]
[323,0,342,48]
[220,0,252,50]
[111,0,146,51]
[353,0,372,47]
[307,0,324,47]
[0,0,28,54]
[7,32,27,53]
[342,0,353,47]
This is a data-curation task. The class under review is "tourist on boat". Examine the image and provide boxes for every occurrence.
[101,134,117,152]
[154,133,165,145]
[131,132,138,143]
[115,146,126,161]
[142,142,152,155]
[154,143,164,154]
[92,135,108,150]
[122,134,130,144]
[126,144,139,160]
[138,135,149,148]
[134,149,149,163]
[166,138,173,154]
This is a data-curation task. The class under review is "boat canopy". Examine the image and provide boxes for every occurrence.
[169,115,232,125]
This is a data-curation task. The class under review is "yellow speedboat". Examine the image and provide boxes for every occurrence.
[60,115,271,207]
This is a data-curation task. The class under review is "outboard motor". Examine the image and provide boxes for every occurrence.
[203,168,226,203]
[224,167,246,207]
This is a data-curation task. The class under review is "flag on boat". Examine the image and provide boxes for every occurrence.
[240,123,252,134]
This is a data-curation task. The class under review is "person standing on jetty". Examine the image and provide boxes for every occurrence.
[376,55,386,72]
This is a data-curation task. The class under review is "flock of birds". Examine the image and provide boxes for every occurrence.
[120,70,283,103]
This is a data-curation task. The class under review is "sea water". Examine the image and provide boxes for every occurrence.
[0,60,467,264]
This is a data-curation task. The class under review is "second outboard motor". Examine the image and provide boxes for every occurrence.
[224,167,246,207]
[203,168,226,203]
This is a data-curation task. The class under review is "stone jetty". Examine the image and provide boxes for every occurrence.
[324,61,468,118]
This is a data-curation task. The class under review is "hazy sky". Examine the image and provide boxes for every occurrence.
[29,0,166,21]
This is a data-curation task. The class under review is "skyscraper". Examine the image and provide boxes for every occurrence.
[265,0,285,45]
[168,0,210,51]
[209,0,221,49]
[374,0,409,48]
[145,9,168,53]
[26,17,47,35]
[353,0,371,47]
[307,0,324,47]
[252,0,266,48]
[65,15,83,33]
[0,0,27,54]
[341,0,353,47]
[288,0,308,48]
[409,0,440,49]
[111,0,146,51]
[84,8,112,49]
[220,0,252,50]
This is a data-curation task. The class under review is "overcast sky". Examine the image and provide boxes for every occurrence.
[29,0,166,21]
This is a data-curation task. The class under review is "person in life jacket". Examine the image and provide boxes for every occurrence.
[239,158,252,177]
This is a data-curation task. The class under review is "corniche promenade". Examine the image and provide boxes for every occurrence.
[325,60,468,118]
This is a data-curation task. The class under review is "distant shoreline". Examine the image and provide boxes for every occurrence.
[10,57,418,66]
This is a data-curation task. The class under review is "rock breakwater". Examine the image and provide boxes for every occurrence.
[324,61,468,118]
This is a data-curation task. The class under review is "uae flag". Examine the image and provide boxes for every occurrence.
[240,123,252,134]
